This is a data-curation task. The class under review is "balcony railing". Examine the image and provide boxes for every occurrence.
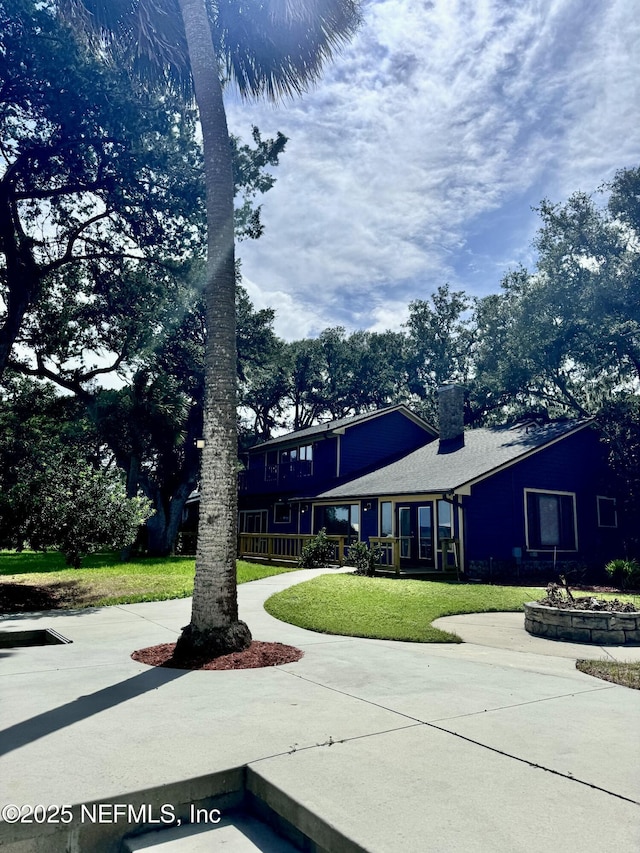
[238,460,313,493]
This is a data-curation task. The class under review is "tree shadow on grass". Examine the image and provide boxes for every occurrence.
[0,582,68,613]
[0,580,125,616]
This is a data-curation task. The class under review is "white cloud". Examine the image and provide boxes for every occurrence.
[226,0,640,337]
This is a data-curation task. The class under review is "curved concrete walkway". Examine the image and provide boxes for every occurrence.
[1,568,639,852]
[434,611,640,662]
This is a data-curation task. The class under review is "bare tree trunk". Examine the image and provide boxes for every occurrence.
[175,0,251,656]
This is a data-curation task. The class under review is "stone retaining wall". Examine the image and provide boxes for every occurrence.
[524,602,640,645]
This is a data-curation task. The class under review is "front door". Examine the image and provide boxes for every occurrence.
[398,504,435,567]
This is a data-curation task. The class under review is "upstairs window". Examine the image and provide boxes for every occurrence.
[597,496,617,528]
[525,490,577,551]
[280,443,313,475]
[299,444,313,461]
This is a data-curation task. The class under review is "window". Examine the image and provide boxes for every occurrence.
[265,450,278,482]
[418,505,433,560]
[399,506,411,558]
[597,496,617,528]
[274,503,291,524]
[437,500,453,544]
[299,444,313,461]
[525,490,577,551]
[279,444,313,475]
[380,501,393,537]
[315,504,360,538]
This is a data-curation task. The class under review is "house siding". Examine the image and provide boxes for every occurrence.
[464,427,615,570]
[241,409,433,509]
[340,411,434,477]
[360,499,379,541]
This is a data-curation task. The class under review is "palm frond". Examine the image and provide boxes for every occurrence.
[59,0,193,98]
[60,0,362,102]
[213,0,362,100]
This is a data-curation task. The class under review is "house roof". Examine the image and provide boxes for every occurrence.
[314,419,594,499]
[251,404,436,451]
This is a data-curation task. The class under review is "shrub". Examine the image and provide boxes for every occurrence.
[346,541,381,576]
[20,459,153,568]
[605,558,640,590]
[298,528,335,568]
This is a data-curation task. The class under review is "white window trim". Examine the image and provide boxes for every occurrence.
[524,488,578,552]
[596,495,617,528]
[238,509,268,534]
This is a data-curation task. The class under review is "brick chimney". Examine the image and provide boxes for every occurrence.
[438,383,464,452]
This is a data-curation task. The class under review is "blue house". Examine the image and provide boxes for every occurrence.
[238,404,436,536]
[237,385,621,580]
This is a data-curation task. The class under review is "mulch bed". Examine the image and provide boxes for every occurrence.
[538,596,638,612]
[538,582,638,613]
[132,641,303,671]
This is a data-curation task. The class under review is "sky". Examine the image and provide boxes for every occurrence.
[225,0,640,341]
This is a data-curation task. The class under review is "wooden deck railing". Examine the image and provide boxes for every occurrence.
[368,537,401,572]
[238,534,457,574]
[238,533,350,564]
[238,533,402,570]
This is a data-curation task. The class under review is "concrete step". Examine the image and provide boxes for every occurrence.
[124,811,300,852]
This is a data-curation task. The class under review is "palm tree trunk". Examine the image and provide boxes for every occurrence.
[174,0,251,656]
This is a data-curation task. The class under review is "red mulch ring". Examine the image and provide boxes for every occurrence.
[131,640,303,671]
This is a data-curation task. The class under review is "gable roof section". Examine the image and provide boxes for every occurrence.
[251,405,437,451]
[315,419,594,499]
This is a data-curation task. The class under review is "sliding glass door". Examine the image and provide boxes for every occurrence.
[398,504,435,567]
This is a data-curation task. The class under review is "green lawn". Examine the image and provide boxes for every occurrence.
[0,551,297,609]
[264,573,639,643]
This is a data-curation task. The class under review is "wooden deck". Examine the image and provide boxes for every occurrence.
[237,533,460,578]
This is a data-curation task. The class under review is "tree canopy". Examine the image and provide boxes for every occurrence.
[1,1,290,559]
[473,167,640,419]
[0,0,207,376]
